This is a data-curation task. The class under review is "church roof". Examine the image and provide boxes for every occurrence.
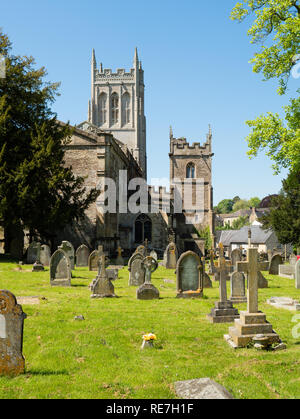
[218,226,274,246]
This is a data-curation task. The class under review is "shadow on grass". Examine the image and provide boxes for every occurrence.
[26,369,69,376]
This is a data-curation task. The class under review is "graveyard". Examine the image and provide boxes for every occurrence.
[0,252,300,399]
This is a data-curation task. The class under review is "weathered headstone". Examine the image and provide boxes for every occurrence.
[174,378,234,400]
[231,248,242,271]
[50,249,71,287]
[31,242,45,272]
[279,263,295,279]
[207,244,239,323]
[290,254,297,266]
[136,245,147,257]
[229,272,247,304]
[0,290,27,376]
[76,244,90,267]
[91,255,117,298]
[88,250,101,272]
[40,245,51,267]
[128,253,145,286]
[258,271,268,288]
[296,260,300,290]
[176,252,203,298]
[58,241,75,270]
[269,254,283,275]
[27,241,39,264]
[201,257,212,289]
[165,242,178,270]
[225,248,281,348]
[208,249,216,275]
[115,246,125,266]
[137,257,159,300]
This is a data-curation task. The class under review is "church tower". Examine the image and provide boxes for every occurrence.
[89,48,147,178]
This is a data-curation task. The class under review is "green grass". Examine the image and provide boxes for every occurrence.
[0,256,300,399]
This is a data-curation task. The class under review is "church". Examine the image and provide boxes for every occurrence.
[57,49,215,257]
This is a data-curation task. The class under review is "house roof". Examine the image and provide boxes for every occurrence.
[218,226,274,246]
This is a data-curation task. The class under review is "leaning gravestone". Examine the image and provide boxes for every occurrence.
[174,378,234,400]
[258,271,268,288]
[76,245,90,267]
[229,271,247,304]
[58,241,75,270]
[27,241,40,264]
[176,252,203,298]
[0,290,27,376]
[165,242,178,270]
[50,249,71,287]
[40,245,51,266]
[296,260,300,290]
[128,252,145,286]
[137,256,159,300]
[269,254,283,275]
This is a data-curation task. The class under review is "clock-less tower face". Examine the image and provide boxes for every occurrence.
[89,49,147,179]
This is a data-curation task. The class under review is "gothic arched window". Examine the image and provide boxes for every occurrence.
[122,92,130,124]
[135,214,152,244]
[111,93,119,125]
[99,93,107,125]
[186,162,196,179]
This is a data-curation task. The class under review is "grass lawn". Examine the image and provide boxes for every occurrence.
[0,256,299,399]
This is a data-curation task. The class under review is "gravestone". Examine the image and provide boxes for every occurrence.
[267,297,300,312]
[0,290,27,376]
[258,271,268,288]
[207,244,239,323]
[231,248,242,271]
[89,250,102,272]
[91,255,117,298]
[230,272,247,304]
[115,246,125,266]
[32,243,45,272]
[176,252,203,298]
[40,245,51,267]
[290,254,297,266]
[128,253,145,286]
[50,249,71,287]
[174,378,234,400]
[225,248,281,348]
[279,264,295,279]
[201,257,212,288]
[296,260,300,290]
[136,245,147,257]
[27,241,39,264]
[58,241,75,270]
[76,245,90,267]
[269,254,283,275]
[208,249,216,275]
[137,256,159,300]
[150,250,158,261]
[165,242,178,270]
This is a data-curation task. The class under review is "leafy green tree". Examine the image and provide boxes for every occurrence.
[232,216,250,230]
[261,170,300,247]
[231,0,300,95]
[215,199,234,214]
[231,1,300,173]
[248,197,261,208]
[0,31,99,247]
[232,199,250,212]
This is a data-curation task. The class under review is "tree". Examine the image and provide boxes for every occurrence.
[231,0,300,95]
[214,199,234,214]
[248,197,261,208]
[232,199,250,212]
[232,216,250,230]
[0,31,99,247]
[261,170,300,247]
[231,1,300,173]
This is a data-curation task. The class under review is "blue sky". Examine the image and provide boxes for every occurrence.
[2,0,298,204]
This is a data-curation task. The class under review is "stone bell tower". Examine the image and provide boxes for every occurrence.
[88,48,147,178]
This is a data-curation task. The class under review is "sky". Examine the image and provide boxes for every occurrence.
[2,0,298,204]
